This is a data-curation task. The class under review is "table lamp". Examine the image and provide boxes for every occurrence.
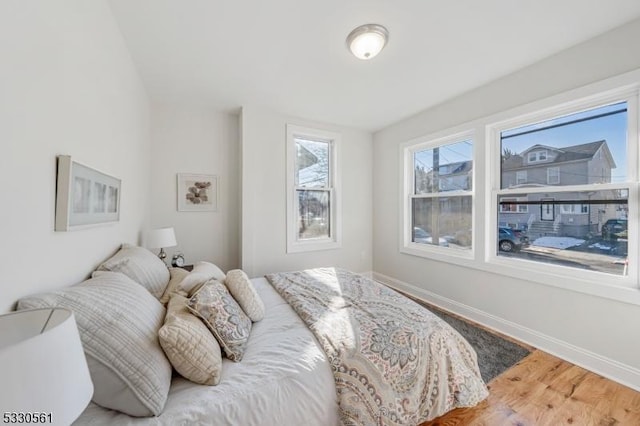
[0,308,94,425]
[146,227,177,264]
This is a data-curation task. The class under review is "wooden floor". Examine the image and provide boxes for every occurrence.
[421,348,640,426]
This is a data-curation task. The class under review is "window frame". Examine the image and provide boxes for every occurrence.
[400,130,475,261]
[487,87,639,290]
[547,167,560,185]
[516,170,527,185]
[286,124,341,253]
[397,72,640,305]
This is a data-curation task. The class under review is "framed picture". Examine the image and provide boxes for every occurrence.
[55,155,121,231]
[177,173,218,212]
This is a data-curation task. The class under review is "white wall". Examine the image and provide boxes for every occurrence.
[241,106,372,278]
[0,0,150,313]
[373,19,640,389]
[149,103,240,271]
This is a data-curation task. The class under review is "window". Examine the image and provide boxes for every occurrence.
[528,150,548,163]
[403,133,473,257]
[561,204,589,214]
[516,171,527,185]
[496,98,632,278]
[286,125,341,253]
[500,197,528,213]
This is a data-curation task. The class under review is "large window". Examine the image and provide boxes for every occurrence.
[495,98,632,277]
[286,125,341,253]
[403,133,474,257]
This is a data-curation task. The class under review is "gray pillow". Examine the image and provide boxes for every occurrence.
[17,271,171,417]
[187,280,252,362]
[96,244,170,299]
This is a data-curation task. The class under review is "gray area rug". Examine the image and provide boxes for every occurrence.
[428,308,531,383]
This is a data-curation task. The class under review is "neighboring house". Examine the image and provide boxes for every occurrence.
[418,140,625,239]
[499,140,624,238]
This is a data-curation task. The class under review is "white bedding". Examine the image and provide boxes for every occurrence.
[74,278,339,426]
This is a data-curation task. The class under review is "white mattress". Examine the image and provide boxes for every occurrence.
[74,278,339,426]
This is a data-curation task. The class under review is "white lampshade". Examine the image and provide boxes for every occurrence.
[146,227,177,249]
[0,308,94,426]
[346,24,389,60]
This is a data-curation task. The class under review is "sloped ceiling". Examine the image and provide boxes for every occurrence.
[108,0,640,131]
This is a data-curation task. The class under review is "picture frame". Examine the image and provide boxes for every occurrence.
[177,173,218,212]
[55,155,121,231]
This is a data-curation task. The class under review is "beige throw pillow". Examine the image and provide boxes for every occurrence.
[159,267,190,304]
[159,295,222,385]
[96,244,170,299]
[187,280,252,362]
[179,261,227,296]
[224,270,265,322]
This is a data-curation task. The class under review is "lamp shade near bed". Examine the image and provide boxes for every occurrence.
[0,308,94,426]
[146,227,177,264]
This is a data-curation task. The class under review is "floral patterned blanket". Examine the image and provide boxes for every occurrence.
[265,268,488,425]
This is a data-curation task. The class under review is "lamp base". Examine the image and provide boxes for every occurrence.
[158,248,168,265]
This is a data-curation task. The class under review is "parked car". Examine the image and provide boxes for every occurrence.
[413,227,449,247]
[498,227,524,252]
[602,219,627,240]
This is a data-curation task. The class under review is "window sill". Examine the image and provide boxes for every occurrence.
[399,246,640,306]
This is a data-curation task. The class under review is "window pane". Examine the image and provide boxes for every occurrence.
[411,196,472,249]
[295,138,330,188]
[497,189,628,276]
[501,102,627,189]
[414,140,473,194]
[297,190,330,240]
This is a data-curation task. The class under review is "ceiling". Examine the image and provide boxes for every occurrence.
[108,1,640,132]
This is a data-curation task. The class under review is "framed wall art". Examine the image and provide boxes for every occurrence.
[177,173,218,212]
[55,155,121,231]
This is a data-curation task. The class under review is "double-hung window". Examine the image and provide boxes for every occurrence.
[286,125,341,253]
[402,132,474,258]
[492,90,637,281]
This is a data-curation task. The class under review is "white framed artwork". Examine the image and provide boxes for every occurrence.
[55,155,121,231]
[177,173,218,212]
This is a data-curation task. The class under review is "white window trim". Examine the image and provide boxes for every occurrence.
[396,69,640,306]
[547,166,560,184]
[516,170,527,185]
[487,86,639,294]
[286,124,341,253]
[399,130,475,261]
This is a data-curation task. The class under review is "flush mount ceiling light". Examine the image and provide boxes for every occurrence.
[346,24,389,60]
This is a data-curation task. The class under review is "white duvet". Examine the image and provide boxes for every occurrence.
[74,278,339,426]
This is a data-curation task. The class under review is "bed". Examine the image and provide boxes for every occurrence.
[74,277,339,425]
[17,245,487,425]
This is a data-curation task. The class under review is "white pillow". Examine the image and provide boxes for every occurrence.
[179,261,226,296]
[159,267,190,304]
[224,270,265,322]
[96,244,170,299]
[17,271,172,417]
[159,295,222,385]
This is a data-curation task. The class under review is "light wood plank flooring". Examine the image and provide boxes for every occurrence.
[421,345,640,425]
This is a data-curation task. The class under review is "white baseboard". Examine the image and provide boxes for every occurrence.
[373,271,640,392]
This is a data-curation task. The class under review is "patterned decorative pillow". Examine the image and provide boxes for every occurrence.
[96,244,170,299]
[159,295,222,385]
[17,271,171,417]
[187,280,252,362]
[224,270,265,322]
[179,261,227,296]
[159,267,190,304]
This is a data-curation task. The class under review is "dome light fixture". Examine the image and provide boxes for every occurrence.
[346,24,389,60]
